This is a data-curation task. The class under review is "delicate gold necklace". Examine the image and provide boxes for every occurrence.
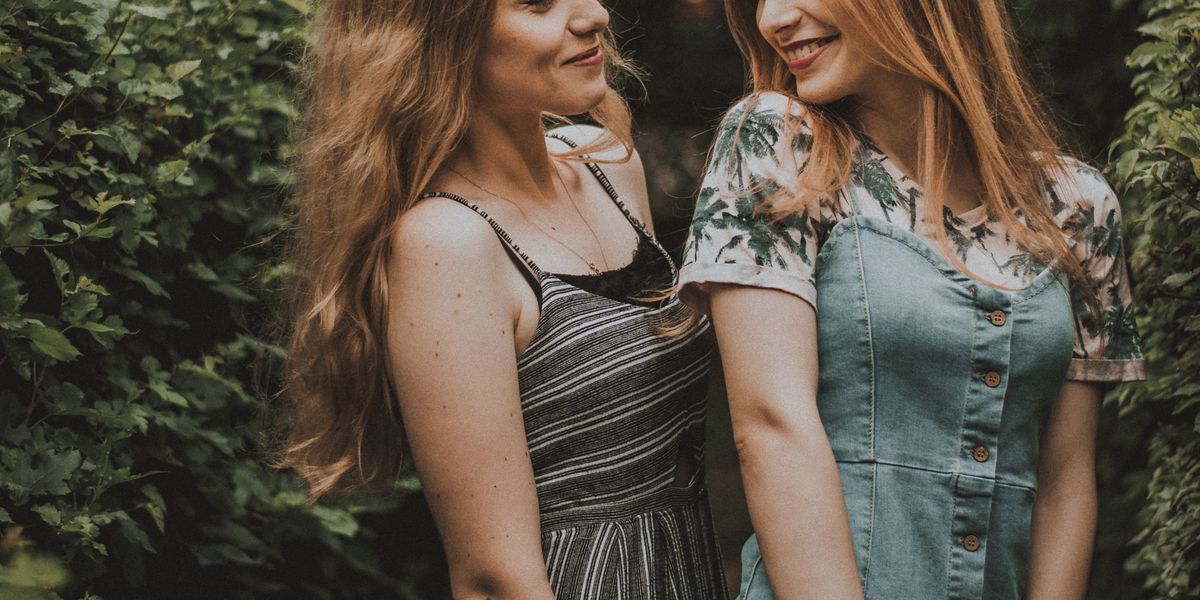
[448,164,610,275]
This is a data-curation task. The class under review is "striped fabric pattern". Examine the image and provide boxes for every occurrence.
[520,278,726,599]
[420,157,728,598]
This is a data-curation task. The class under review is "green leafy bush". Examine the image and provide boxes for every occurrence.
[0,1,436,598]
[1108,0,1200,597]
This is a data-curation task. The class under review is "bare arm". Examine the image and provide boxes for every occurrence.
[709,284,864,599]
[1025,380,1103,599]
[389,203,554,600]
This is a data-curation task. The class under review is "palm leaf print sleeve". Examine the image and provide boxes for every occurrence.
[1060,163,1147,382]
[678,93,817,314]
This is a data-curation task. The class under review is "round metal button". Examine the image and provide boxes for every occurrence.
[972,446,990,462]
[983,371,1002,388]
[988,310,1007,327]
[963,534,981,552]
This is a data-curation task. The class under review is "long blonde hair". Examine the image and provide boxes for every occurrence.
[722,0,1093,295]
[281,0,639,500]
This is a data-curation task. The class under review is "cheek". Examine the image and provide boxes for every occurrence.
[482,29,561,91]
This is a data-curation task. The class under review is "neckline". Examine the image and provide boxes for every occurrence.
[550,230,658,280]
[854,134,990,228]
[834,214,1061,302]
[549,233,674,310]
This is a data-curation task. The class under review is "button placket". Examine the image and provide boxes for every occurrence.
[960,288,1011,482]
[947,474,994,600]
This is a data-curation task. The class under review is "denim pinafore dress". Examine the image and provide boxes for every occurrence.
[738,186,1076,599]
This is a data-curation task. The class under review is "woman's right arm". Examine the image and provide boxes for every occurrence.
[708,284,863,600]
[388,201,554,600]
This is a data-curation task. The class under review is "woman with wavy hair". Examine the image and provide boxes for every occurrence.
[680,0,1145,598]
[280,1,727,598]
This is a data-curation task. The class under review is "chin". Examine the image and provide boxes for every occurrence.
[792,78,852,107]
[553,87,609,116]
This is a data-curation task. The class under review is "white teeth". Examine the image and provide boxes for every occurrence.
[790,37,835,61]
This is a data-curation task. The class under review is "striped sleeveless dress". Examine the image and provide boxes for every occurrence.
[421,157,728,599]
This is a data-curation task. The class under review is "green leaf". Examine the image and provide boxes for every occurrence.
[210,283,256,303]
[148,381,188,407]
[0,89,25,118]
[116,267,170,298]
[1162,269,1199,288]
[21,322,82,361]
[148,81,183,100]
[16,184,58,211]
[139,485,166,533]
[192,543,258,567]
[32,504,62,526]
[1,447,82,504]
[152,160,190,185]
[165,59,202,82]
[310,505,359,538]
[89,193,135,216]
[279,0,311,14]
[129,5,171,19]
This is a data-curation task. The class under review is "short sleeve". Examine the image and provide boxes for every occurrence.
[677,93,819,314]
[1056,163,1147,382]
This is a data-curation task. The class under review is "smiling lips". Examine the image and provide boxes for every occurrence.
[784,35,839,70]
[565,46,603,67]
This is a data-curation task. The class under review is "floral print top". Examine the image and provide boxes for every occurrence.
[679,92,1145,382]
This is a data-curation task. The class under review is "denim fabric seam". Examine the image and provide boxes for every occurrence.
[945,472,962,599]
[857,219,1063,304]
[1009,275,1062,306]
[954,314,982,599]
[850,215,878,586]
[742,552,764,595]
[858,222,971,289]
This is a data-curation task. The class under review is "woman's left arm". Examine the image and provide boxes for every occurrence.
[1025,380,1104,599]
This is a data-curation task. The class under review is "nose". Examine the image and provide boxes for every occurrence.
[757,0,802,39]
[569,0,610,38]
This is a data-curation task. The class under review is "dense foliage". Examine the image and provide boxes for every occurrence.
[0,1,438,598]
[0,0,1195,598]
[1108,0,1200,597]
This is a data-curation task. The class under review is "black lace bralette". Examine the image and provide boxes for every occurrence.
[554,232,674,308]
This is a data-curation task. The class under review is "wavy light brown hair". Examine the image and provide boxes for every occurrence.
[721,0,1093,295]
[281,0,638,500]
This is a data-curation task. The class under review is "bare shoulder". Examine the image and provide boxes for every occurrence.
[548,125,652,227]
[391,196,515,294]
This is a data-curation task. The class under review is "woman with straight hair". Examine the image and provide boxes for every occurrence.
[679,0,1145,598]
[280,1,726,598]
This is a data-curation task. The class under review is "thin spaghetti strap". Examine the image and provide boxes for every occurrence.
[417,191,545,280]
[546,130,679,281]
[546,132,656,243]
